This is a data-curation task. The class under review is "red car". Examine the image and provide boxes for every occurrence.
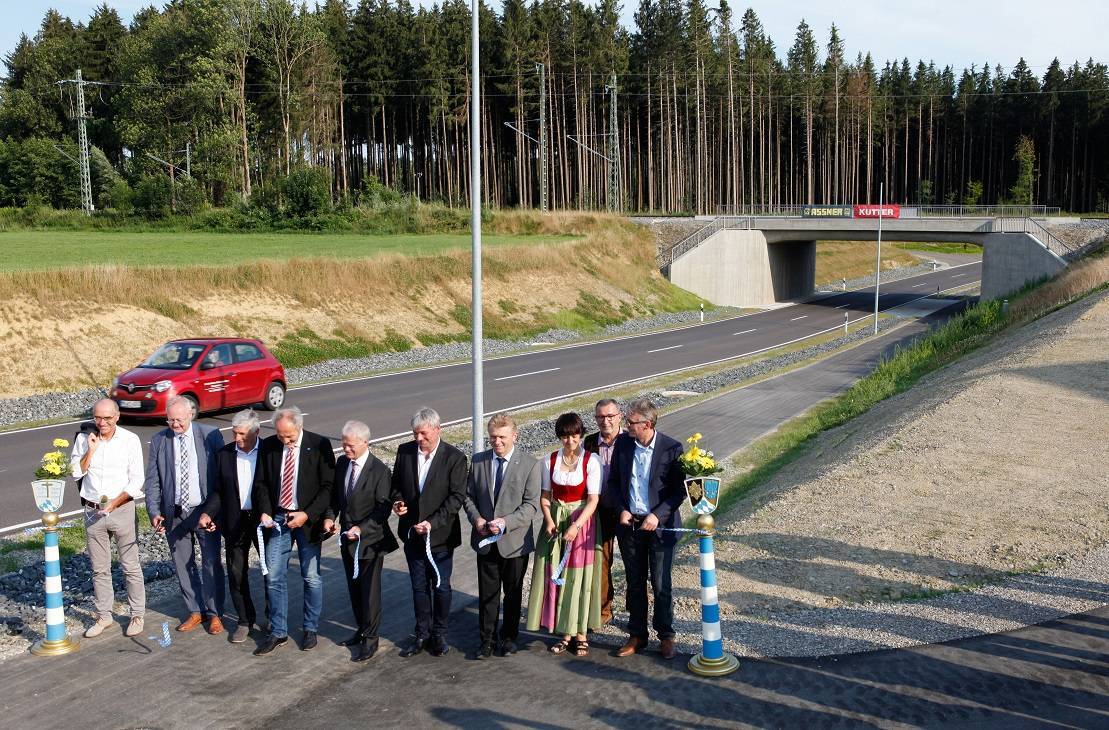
[111,338,287,417]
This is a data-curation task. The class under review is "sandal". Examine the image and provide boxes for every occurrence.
[549,639,570,654]
[573,639,589,657]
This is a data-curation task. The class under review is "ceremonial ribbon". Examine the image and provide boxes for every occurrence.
[549,540,573,586]
[652,526,712,536]
[255,524,269,576]
[158,621,171,648]
[339,530,362,580]
[477,532,503,548]
[408,528,441,588]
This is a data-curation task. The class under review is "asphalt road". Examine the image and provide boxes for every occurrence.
[3,262,980,531]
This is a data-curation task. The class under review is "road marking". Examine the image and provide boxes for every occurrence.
[951,273,967,278]
[646,345,683,354]
[834,304,850,309]
[911,283,925,288]
[789,315,808,322]
[733,329,757,336]
[494,367,560,381]
[1,510,84,534]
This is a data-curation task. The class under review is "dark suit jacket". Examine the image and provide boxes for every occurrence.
[253,430,336,543]
[144,423,224,522]
[198,442,258,538]
[331,453,398,558]
[603,431,686,546]
[389,440,467,553]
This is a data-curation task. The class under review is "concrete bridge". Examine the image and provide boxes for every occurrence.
[662,214,1084,307]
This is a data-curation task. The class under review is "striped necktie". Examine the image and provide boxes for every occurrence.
[279,446,296,510]
[177,434,191,513]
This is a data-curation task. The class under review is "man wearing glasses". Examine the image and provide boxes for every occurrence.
[583,398,622,625]
[145,396,227,634]
[70,398,147,638]
[604,398,685,660]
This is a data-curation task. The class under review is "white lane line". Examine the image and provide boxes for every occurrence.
[951,273,967,278]
[834,304,850,309]
[2,510,84,534]
[789,315,808,322]
[911,283,926,288]
[647,345,683,354]
[733,329,757,336]
[494,367,560,381]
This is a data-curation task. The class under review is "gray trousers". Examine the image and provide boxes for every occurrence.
[85,500,146,619]
[166,508,225,617]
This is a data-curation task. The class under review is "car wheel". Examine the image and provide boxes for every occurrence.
[262,381,286,411]
[181,393,200,416]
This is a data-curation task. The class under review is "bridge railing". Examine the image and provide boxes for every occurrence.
[991,217,1078,259]
[715,204,1061,218]
[661,216,751,268]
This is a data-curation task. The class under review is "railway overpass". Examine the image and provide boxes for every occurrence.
[662,211,1084,307]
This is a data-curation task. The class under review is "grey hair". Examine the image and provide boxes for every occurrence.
[167,395,197,417]
[411,407,441,430]
[273,405,304,429]
[627,398,658,427]
[231,409,261,433]
[594,398,619,411]
[341,420,371,443]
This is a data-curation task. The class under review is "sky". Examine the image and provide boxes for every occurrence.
[3,0,1106,76]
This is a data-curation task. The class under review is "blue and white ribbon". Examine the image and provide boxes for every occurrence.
[653,526,712,536]
[255,524,269,576]
[158,621,172,648]
[408,528,441,588]
[343,530,362,580]
[549,541,573,586]
[477,532,503,548]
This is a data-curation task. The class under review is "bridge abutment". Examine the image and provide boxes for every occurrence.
[980,233,1066,300]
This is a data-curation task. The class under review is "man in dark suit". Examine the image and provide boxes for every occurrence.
[583,397,622,625]
[604,398,685,660]
[462,412,542,659]
[145,396,226,634]
[198,409,267,643]
[326,420,397,662]
[390,407,467,658]
[252,405,336,655]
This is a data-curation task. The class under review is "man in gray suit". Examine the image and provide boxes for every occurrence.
[146,396,226,634]
[463,412,542,659]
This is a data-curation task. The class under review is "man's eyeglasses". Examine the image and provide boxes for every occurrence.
[166,418,189,424]
[595,414,621,421]
[626,419,649,427]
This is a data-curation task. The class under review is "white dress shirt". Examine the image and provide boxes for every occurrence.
[70,427,145,503]
[236,441,259,510]
[541,450,602,496]
[417,444,439,493]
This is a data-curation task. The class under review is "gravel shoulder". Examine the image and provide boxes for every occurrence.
[592,287,1109,658]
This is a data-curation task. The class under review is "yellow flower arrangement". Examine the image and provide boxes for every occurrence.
[35,438,70,480]
[678,433,722,478]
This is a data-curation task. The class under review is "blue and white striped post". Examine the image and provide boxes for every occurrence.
[31,510,79,656]
[687,514,738,677]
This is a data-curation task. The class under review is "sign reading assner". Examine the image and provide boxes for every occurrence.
[853,204,901,219]
[801,205,853,218]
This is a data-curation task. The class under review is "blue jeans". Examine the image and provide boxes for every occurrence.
[264,516,322,638]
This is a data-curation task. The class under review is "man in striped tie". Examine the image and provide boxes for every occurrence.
[253,406,336,656]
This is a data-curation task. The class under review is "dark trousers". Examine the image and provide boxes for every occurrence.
[597,507,618,623]
[476,545,528,643]
[341,545,385,643]
[617,528,675,641]
[166,508,224,617]
[225,517,265,628]
[404,538,454,641]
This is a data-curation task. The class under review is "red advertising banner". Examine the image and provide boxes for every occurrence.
[854,204,901,219]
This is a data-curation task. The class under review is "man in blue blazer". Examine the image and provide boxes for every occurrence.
[604,398,685,660]
[145,395,226,633]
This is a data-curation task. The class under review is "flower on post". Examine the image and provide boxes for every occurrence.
[35,438,70,481]
[678,433,722,478]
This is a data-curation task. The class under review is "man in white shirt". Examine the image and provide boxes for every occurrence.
[69,398,146,638]
[199,409,267,643]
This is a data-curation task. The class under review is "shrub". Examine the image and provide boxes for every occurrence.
[281,168,332,218]
[132,176,173,219]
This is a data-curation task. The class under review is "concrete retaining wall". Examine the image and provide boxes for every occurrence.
[980,233,1066,300]
[669,229,814,306]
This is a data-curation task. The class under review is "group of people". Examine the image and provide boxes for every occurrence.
[69,394,688,661]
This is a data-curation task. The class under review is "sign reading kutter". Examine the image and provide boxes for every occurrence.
[854,204,901,219]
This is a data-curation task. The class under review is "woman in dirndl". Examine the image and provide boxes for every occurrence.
[526,412,603,656]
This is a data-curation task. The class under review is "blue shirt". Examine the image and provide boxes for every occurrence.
[629,435,655,515]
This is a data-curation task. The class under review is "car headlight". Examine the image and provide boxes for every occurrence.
[153,380,172,393]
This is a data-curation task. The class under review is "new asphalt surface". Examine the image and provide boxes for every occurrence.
[0,262,981,531]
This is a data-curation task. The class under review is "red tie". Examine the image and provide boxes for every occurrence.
[279,446,295,510]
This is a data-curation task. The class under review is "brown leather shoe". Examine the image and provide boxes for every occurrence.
[660,638,677,660]
[177,613,203,632]
[206,616,224,635]
[615,636,645,657]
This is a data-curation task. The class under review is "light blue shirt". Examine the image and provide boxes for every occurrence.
[629,435,655,516]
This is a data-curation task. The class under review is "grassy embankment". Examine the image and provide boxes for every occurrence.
[713,243,1109,518]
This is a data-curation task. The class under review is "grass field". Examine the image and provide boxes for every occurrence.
[0,230,576,271]
[894,241,983,255]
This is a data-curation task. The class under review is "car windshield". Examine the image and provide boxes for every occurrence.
[138,343,208,370]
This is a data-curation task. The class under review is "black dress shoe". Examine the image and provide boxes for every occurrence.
[300,630,318,651]
[354,639,379,662]
[253,635,289,656]
[477,640,495,659]
[430,636,449,656]
[339,633,363,647]
[399,638,425,658]
[499,639,518,656]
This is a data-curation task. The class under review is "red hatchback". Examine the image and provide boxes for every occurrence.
[111,338,287,418]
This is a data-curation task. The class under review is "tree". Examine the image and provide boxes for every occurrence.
[1009,135,1035,205]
